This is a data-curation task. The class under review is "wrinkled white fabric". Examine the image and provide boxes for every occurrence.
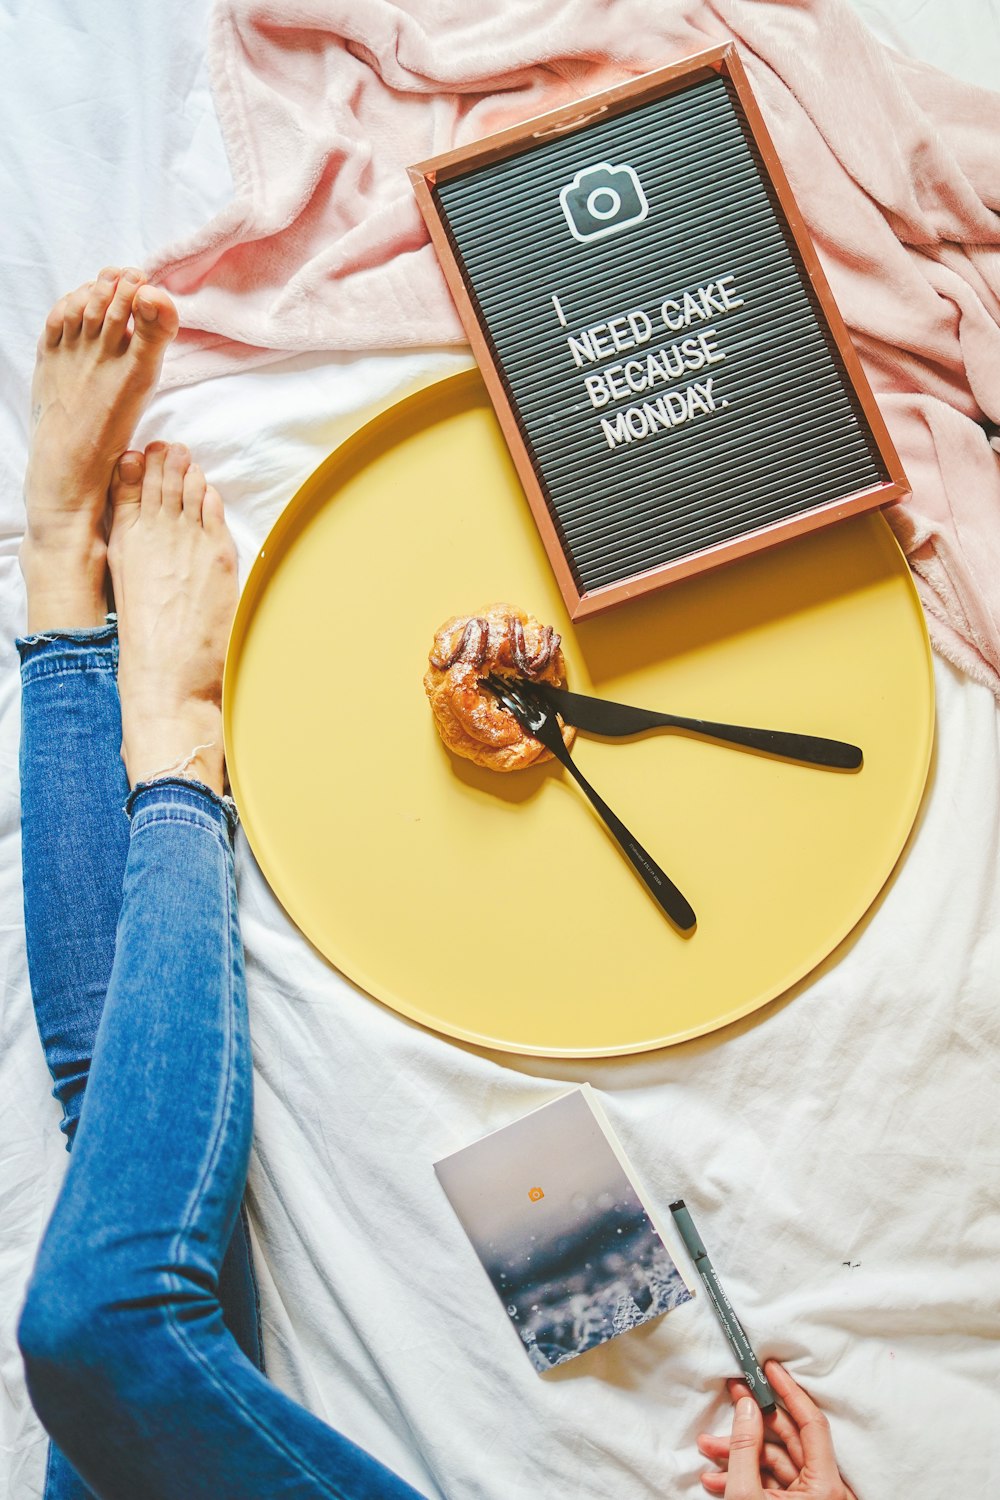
[1,1,999,1497]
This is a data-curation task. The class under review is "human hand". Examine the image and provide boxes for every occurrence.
[696,1359,857,1498]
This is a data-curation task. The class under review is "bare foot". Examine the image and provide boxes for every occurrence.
[21,268,178,631]
[108,443,238,797]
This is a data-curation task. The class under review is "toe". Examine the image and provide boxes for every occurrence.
[182,460,207,521]
[42,296,68,349]
[161,444,190,514]
[131,285,180,353]
[201,485,237,574]
[201,485,227,532]
[83,272,121,338]
[109,450,146,516]
[140,442,167,513]
[102,267,145,347]
[62,282,93,342]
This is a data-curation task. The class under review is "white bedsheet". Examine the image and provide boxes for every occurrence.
[2,1,999,1496]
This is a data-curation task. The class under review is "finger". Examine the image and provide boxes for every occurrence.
[760,1442,799,1487]
[724,1397,765,1500]
[764,1406,804,1471]
[699,1434,800,1490]
[728,1378,804,1469]
[701,1471,728,1496]
[763,1361,839,1480]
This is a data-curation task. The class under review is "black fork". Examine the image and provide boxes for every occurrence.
[485,676,697,933]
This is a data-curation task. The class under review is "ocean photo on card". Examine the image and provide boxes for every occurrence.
[434,1088,692,1371]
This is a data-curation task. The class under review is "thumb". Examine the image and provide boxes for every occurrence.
[725,1397,765,1500]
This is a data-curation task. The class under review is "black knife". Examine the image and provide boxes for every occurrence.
[535,683,863,770]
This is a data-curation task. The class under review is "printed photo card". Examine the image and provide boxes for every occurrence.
[434,1086,694,1372]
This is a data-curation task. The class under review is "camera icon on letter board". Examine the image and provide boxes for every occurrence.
[559,162,649,243]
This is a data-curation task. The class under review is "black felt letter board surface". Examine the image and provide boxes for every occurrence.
[431,69,890,601]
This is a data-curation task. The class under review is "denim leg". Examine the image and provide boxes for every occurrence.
[17,627,264,1500]
[18,781,425,1500]
[18,621,127,1146]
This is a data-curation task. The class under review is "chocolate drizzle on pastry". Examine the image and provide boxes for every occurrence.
[512,618,557,678]
[429,612,561,680]
[429,616,489,670]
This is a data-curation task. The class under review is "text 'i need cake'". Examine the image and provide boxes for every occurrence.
[410,44,907,619]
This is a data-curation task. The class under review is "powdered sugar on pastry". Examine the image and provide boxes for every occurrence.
[423,602,575,772]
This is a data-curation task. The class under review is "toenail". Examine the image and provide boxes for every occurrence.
[135,293,158,318]
[118,455,143,481]
[122,267,143,283]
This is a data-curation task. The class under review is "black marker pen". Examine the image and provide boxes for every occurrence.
[669,1199,777,1414]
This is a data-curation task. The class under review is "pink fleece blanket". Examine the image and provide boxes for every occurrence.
[150,0,1000,694]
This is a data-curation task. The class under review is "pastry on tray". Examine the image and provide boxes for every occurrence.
[424,602,575,772]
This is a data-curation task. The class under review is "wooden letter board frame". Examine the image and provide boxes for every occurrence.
[409,44,908,620]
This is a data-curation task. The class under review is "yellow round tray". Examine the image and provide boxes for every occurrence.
[224,369,933,1057]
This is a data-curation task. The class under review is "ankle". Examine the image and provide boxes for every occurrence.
[21,526,107,566]
[121,706,225,796]
[20,533,109,632]
[23,470,110,543]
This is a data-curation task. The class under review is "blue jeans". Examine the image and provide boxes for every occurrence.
[16,623,424,1500]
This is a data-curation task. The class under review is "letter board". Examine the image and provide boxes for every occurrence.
[410,45,908,619]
